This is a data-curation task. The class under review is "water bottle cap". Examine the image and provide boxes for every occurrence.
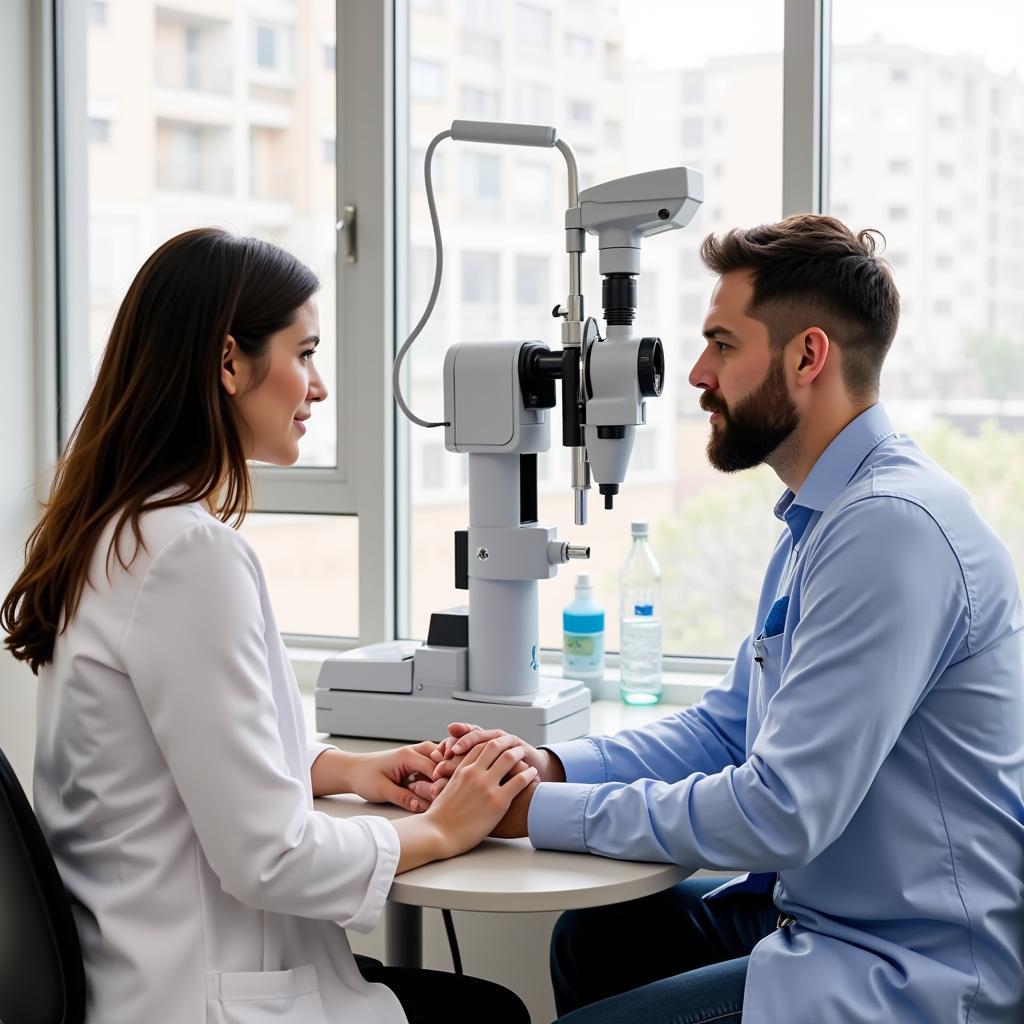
[631,520,649,538]
[576,573,592,589]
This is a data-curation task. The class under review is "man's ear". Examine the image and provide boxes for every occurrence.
[794,327,829,387]
[221,335,238,396]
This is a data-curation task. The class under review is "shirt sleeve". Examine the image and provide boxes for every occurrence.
[120,522,398,933]
[530,496,969,866]
[544,631,752,788]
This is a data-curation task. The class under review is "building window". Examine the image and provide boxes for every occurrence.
[888,159,910,174]
[323,44,335,71]
[565,33,594,59]
[459,86,500,120]
[516,3,551,52]
[251,23,291,75]
[567,99,593,124]
[461,251,500,303]
[89,117,111,144]
[461,152,500,202]
[87,0,108,26]
[682,116,704,148]
[410,58,444,101]
[514,81,551,122]
[683,70,704,103]
[323,137,335,164]
[255,24,277,68]
[890,67,909,83]
[459,0,500,57]
[935,207,954,224]
[513,160,551,211]
[515,255,549,306]
[888,206,909,221]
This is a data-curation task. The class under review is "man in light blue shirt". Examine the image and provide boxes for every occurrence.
[425,214,1024,1023]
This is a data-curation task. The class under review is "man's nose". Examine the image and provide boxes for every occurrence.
[688,351,716,392]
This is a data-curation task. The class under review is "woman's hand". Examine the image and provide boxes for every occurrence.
[423,734,539,858]
[409,722,561,802]
[343,742,441,813]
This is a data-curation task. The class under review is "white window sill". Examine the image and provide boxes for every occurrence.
[287,643,719,709]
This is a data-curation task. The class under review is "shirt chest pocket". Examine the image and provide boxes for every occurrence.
[751,630,785,720]
[207,964,330,1024]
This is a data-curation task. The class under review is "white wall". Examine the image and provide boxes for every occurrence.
[0,0,44,795]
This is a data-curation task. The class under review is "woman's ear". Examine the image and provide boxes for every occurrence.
[221,335,238,396]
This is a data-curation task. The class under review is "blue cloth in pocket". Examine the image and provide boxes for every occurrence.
[762,595,790,639]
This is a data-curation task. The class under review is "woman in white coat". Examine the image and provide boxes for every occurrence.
[2,228,535,1023]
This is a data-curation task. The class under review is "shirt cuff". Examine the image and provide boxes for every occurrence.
[339,816,400,934]
[527,781,594,853]
[307,740,334,770]
[543,736,607,784]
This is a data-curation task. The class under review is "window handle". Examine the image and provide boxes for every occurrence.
[336,204,357,264]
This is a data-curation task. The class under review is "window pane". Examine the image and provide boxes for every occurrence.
[402,1,785,657]
[239,515,358,637]
[831,0,1024,587]
[86,0,338,469]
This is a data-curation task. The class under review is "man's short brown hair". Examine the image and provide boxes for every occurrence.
[699,214,900,400]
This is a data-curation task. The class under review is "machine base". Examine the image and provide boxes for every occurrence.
[315,677,591,746]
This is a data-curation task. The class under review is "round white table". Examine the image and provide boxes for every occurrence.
[316,791,690,968]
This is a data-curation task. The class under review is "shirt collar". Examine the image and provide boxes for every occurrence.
[773,403,896,538]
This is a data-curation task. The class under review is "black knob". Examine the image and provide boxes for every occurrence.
[637,337,665,398]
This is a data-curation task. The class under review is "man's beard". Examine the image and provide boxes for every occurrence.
[701,354,799,472]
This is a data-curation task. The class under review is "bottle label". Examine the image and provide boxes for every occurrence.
[634,603,654,616]
[565,635,596,657]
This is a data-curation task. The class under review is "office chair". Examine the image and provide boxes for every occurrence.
[0,743,85,1024]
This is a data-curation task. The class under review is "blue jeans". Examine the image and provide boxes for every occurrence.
[550,876,778,1024]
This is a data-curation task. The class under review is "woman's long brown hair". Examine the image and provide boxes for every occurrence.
[2,227,319,673]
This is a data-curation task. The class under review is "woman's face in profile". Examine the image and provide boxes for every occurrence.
[224,298,327,465]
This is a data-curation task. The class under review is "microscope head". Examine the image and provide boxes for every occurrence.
[572,166,703,508]
[578,166,703,275]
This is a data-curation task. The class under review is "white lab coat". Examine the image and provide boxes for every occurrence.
[33,497,407,1023]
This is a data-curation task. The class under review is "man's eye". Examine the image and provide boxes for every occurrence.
[716,342,730,353]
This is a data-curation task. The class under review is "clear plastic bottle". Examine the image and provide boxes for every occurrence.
[619,520,662,705]
[562,573,605,683]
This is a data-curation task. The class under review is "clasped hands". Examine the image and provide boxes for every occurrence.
[343,723,558,839]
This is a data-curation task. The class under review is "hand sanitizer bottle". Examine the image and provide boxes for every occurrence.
[562,573,605,683]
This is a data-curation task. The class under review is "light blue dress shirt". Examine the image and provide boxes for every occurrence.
[530,404,1024,1023]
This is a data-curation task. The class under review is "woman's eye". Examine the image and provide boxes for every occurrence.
[301,349,316,362]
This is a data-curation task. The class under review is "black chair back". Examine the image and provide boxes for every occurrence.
[0,743,85,1024]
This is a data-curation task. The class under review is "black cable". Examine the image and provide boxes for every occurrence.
[441,908,463,975]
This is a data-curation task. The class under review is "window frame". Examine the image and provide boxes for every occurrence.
[52,0,831,668]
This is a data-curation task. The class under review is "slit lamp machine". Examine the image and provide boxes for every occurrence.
[317,120,702,745]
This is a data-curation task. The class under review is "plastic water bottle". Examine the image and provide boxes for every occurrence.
[619,521,662,705]
[563,573,605,683]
